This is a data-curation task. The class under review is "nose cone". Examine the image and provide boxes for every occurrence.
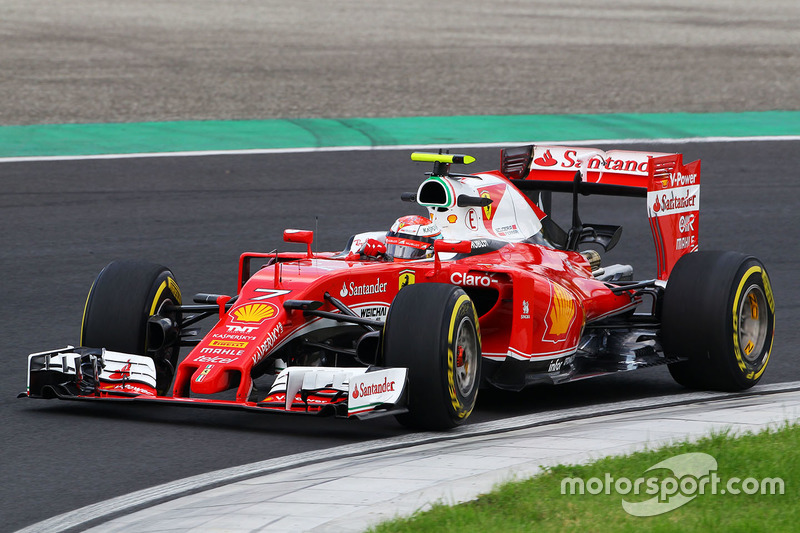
[190,363,239,395]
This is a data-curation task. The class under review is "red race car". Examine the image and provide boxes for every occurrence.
[23,147,775,430]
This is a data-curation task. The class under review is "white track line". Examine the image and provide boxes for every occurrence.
[2,135,799,163]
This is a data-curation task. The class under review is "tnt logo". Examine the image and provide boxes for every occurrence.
[226,325,258,334]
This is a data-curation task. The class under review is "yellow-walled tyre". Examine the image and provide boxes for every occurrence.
[81,261,182,395]
[663,251,775,391]
[383,283,481,430]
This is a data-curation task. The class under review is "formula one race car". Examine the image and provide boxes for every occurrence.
[23,147,776,430]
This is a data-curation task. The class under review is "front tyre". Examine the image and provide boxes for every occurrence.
[663,251,775,391]
[80,261,183,395]
[383,283,481,430]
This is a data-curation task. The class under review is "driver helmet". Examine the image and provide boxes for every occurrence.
[385,215,441,261]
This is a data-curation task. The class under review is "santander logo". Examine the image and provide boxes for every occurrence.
[108,362,132,380]
[652,189,697,214]
[339,279,388,298]
[352,377,396,399]
[534,149,558,167]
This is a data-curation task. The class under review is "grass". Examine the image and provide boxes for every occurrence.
[368,423,799,533]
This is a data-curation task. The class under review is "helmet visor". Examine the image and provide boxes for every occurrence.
[385,232,435,260]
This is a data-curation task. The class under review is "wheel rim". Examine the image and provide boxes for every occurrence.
[454,316,478,397]
[737,285,768,364]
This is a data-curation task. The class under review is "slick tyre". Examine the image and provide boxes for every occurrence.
[663,251,775,391]
[81,261,183,395]
[383,283,481,430]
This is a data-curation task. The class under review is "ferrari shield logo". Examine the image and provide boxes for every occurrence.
[399,269,415,289]
[481,191,493,219]
[478,184,506,223]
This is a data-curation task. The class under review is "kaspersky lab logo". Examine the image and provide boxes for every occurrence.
[560,452,784,516]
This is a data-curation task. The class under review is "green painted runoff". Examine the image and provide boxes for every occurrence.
[1,111,798,158]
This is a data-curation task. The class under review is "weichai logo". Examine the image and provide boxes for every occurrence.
[231,303,278,323]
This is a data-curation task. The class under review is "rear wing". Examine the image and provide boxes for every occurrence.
[500,145,701,280]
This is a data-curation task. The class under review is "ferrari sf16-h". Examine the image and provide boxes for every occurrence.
[23,146,776,430]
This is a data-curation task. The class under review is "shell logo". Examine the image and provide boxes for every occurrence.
[232,303,278,323]
[543,283,577,342]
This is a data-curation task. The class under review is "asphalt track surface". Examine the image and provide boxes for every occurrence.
[2,140,798,531]
[2,1,799,531]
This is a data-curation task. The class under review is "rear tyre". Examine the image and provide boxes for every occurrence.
[663,251,775,391]
[383,283,481,430]
[81,261,183,395]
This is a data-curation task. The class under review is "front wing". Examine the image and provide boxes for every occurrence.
[23,348,409,420]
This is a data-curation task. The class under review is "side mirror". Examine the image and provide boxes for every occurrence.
[432,239,472,276]
[284,229,314,258]
[434,239,472,254]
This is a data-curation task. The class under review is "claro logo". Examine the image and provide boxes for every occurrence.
[351,377,396,399]
[450,271,498,287]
